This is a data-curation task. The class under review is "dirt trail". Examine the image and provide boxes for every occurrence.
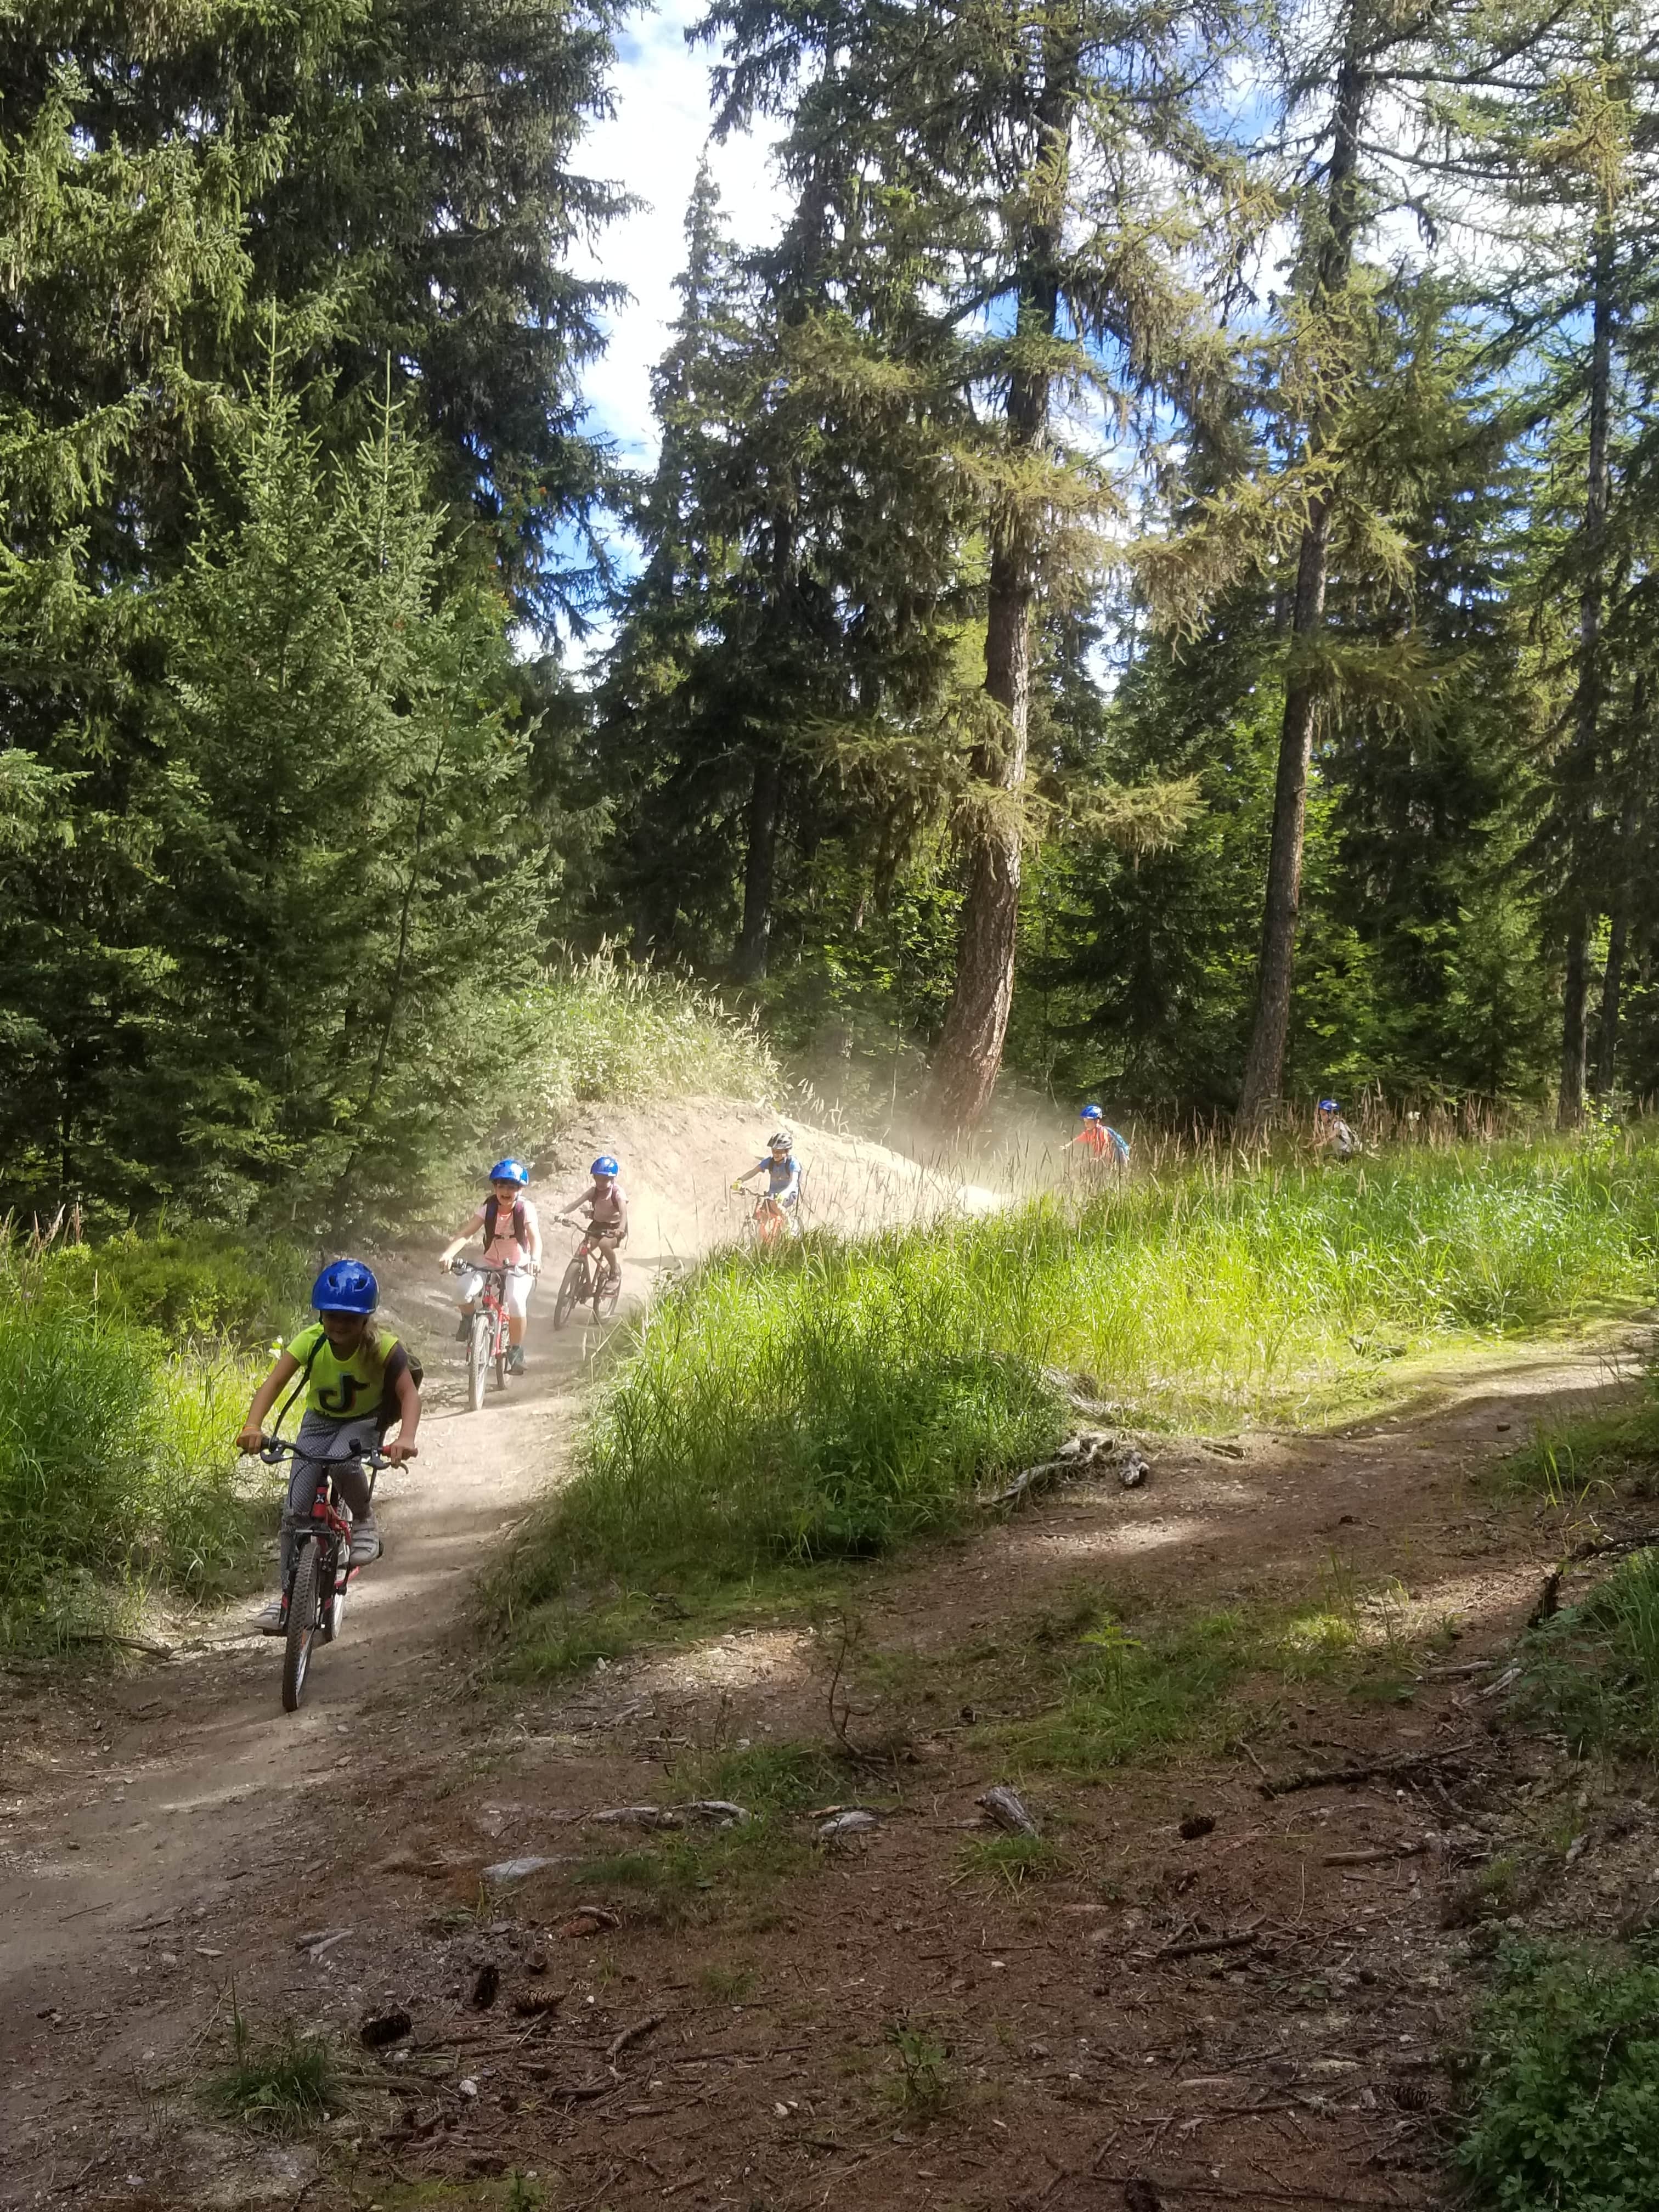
[0,1104,995,2091]
[0,1116,1650,2209]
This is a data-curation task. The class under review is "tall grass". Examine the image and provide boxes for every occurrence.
[0,1232,287,1646]
[496,1137,1659,1643]
[492,949,778,1133]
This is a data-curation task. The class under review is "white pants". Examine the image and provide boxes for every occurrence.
[460,1267,533,1318]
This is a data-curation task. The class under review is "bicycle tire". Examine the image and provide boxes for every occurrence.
[281,1542,322,1712]
[467,1312,491,1412]
[596,1265,620,1321]
[553,1255,585,1330]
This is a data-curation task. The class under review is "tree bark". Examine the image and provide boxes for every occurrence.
[734,747,782,982]
[1235,22,1370,1130]
[1594,911,1626,1097]
[1558,219,1614,1130]
[926,30,1076,1135]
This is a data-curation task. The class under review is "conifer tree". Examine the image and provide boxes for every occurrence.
[700,0,1242,1130]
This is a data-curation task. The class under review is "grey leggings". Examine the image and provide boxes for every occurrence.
[281,1416,374,1581]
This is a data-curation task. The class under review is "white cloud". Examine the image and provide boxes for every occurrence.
[574,2,788,470]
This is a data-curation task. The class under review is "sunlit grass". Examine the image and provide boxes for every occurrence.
[493,1135,1659,1657]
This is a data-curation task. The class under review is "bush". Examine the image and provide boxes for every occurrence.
[0,1256,273,1644]
[38,1229,309,1346]
[1458,1942,1659,2210]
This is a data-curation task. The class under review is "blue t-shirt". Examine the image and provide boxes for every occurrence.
[758,1154,800,1201]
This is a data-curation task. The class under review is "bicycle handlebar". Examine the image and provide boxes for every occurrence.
[449,1256,535,1277]
[257,1434,396,1471]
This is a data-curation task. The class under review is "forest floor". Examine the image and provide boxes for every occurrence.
[2,1106,1653,2212]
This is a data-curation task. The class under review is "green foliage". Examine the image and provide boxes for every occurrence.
[497,1135,1659,1662]
[1012,1608,1251,1776]
[1517,1547,1659,1758]
[883,2018,957,2118]
[1457,1942,1659,2211]
[39,1232,308,1348]
[205,1999,337,2132]
[0,1244,274,1645]
[956,1830,1065,1886]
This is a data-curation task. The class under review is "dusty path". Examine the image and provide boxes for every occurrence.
[3,1307,1649,2210]
[1,1099,1023,2202]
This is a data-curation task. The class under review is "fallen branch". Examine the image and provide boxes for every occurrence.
[61,1630,175,1658]
[1322,1843,1428,1866]
[1258,1740,1477,1798]
[1157,1922,1263,1962]
[606,2013,664,2065]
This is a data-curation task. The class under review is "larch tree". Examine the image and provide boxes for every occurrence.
[699,0,1246,1132]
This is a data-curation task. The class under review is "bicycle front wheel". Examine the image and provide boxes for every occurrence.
[553,1256,584,1330]
[281,1541,323,1713]
[467,1312,492,1412]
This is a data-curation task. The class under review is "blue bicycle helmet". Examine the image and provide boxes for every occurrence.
[489,1158,529,1186]
[312,1258,378,1314]
[1080,1103,1103,1121]
[1318,1098,1340,1114]
[591,1155,619,1178]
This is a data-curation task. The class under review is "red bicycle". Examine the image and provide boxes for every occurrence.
[451,1257,531,1411]
[552,1219,622,1328]
[259,1435,391,1713]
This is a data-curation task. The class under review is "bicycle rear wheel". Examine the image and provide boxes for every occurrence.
[467,1312,491,1412]
[553,1255,585,1330]
[281,1541,323,1712]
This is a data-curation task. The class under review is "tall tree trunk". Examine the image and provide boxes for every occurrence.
[926,32,1076,1135]
[1236,24,1370,1130]
[927,532,1035,1129]
[734,748,782,981]
[1558,220,1614,1130]
[1594,912,1626,1097]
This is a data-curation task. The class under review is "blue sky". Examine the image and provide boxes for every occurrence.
[572,0,786,470]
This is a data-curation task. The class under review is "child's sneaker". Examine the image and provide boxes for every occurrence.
[506,1344,525,1375]
[349,1514,381,1566]
[257,1596,289,1635]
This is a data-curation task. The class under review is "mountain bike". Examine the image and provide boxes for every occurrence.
[552,1218,622,1328]
[450,1257,529,1412]
[738,1192,797,1250]
[259,1435,391,1713]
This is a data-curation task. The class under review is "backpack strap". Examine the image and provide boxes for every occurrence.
[481,1195,527,1248]
[271,1329,327,1442]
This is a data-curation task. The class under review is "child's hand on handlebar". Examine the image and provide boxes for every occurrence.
[383,1439,419,1464]
[236,1421,265,1455]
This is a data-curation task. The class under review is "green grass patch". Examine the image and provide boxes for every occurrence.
[1515,1548,1659,1759]
[496,1135,1659,1670]
[1457,1940,1659,2210]
[565,1740,861,1926]
[204,2001,337,2131]
[1008,1607,1255,1775]
[0,1256,280,1647]
[1504,1368,1659,1509]
[956,1830,1065,1886]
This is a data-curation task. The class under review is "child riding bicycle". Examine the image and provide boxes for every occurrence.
[236,1259,420,1634]
[732,1130,803,1237]
[1067,1103,1130,1169]
[556,1155,628,1290]
[438,1158,543,1374]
